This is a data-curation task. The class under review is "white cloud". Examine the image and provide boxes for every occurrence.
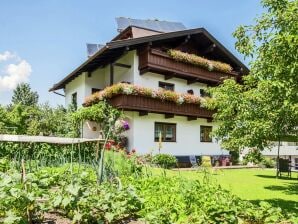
[0,51,15,62]
[0,59,32,91]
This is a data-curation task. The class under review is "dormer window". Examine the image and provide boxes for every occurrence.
[159,81,174,91]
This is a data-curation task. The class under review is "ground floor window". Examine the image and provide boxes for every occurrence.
[295,158,298,170]
[200,125,212,142]
[71,92,77,110]
[154,122,176,142]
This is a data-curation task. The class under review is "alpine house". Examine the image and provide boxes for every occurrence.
[50,17,250,165]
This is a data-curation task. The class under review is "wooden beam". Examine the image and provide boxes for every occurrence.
[165,114,174,119]
[187,78,197,85]
[207,118,213,123]
[113,63,131,69]
[87,71,91,77]
[187,116,197,121]
[110,63,114,86]
[53,91,65,97]
[203,43,216,54]
[183,34,191,44]
[139,111,148,116]
[164,74,174,80]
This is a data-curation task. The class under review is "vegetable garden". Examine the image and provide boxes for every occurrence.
[0,102,297,224]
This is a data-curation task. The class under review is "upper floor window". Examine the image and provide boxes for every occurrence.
[200,125,212,142]
[71,92,77,110]
[187,89,194,95]
[200,89,211,97]
[91,88,101,94]
[154,122,176,142]
[159,81,175,91]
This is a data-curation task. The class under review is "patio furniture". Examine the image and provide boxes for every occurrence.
[277,158,291,178]
[189,155,199,168]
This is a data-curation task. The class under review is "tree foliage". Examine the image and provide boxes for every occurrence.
[72,101,123,139]
[0,103,78,137]
[11,83,39,106]
[208,0,298,151]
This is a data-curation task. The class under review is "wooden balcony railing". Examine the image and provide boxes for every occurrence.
[138,48,239,84]
[108,94,213,119]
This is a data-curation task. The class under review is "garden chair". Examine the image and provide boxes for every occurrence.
[189,155,199,168]
[277,158,291,178]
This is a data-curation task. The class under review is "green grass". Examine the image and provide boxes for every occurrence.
[160,168,298,215]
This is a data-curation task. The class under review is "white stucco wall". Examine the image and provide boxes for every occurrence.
[65,73,86,108]
[113,51,135,84]
[124,111,228,156]
[85,67,109,96]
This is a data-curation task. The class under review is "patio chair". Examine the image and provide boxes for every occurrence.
[277,158,291,178]
[189,155,199,168]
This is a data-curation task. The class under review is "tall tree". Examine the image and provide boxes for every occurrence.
[11,83,39,106]
[207,0,298,153]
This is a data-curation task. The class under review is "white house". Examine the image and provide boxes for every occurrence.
[240,142,298,171]
[50,18,250,164]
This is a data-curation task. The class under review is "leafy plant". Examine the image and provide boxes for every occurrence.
[152,154,177,169]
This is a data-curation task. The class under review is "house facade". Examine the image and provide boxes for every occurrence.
[50,19,250,160]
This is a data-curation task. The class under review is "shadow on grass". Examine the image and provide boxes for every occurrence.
[264,183,298,195]
[249,199,298,215]
[254,174,296,180]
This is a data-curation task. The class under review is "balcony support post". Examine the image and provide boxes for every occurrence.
[187,78,197,85]
[165,114,174,119]
[139,111,148,116]
[187,116,197,121]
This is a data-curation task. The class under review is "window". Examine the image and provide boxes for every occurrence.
[200,89,211,97]
[154,122,176,142]
[187,89,194,95]
[200,126,212,142]
[159,81,174,91]
[71,92,77,110]
[91,88,101,94]
[295,158,298,170]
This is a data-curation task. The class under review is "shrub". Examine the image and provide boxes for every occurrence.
[260,157,276,168]
[152,154,177,169]
[243,148,264,165]
[201,156,212,168]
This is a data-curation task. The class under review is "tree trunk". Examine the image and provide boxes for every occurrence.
[276,136,281,178]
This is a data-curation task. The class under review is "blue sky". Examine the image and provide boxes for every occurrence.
[0,0,264,106]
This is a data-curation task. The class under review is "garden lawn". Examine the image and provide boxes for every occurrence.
[175,168,298,215]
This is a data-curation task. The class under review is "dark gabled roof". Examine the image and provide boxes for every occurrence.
[49,27,249,92]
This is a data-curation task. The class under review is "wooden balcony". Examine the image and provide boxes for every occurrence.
[138,48,239,84]
[108,94,213,119]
